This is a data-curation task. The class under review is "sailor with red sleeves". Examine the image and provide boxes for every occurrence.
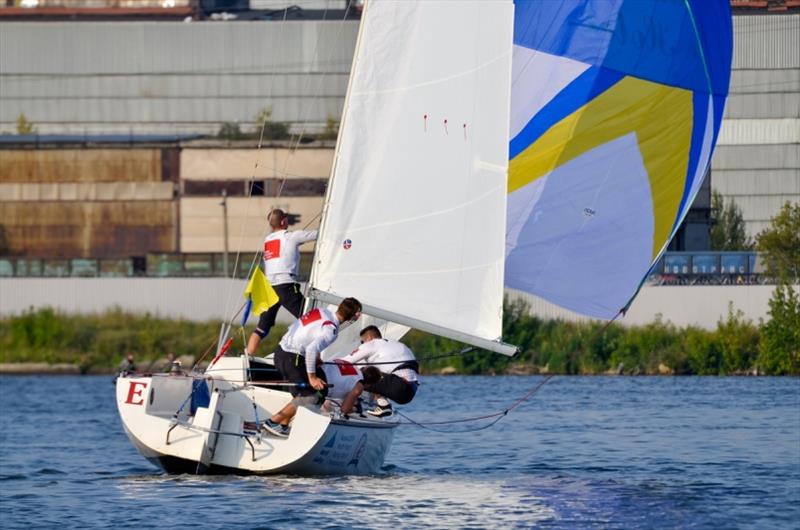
[262,297,362,437]
[245,208,317,356]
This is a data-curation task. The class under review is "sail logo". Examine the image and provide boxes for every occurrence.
[583,207,596,218]
[342,239,352,250]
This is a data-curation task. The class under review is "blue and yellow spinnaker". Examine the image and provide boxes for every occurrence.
[505,0,733,318]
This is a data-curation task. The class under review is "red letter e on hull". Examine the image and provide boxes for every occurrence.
[125,381,148,405]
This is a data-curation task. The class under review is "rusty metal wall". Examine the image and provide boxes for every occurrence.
[179,196,322,253]
[0,201,177,258]
[0,149,163,183]
[0,148,180,257]
[0,181,175,201]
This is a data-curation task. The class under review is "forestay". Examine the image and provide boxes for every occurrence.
[505,0,733,319]
[311,1,514,350]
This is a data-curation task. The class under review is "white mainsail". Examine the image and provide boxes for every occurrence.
[309,0,515,355]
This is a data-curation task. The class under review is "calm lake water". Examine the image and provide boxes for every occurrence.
[0,375,798,529]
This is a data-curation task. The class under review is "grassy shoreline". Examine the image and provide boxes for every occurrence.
[0,303,797,376]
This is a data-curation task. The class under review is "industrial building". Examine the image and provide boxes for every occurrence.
[0,1,797,327]
[711,13,799,238]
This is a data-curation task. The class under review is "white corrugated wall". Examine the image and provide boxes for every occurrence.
[0,21,359,135]
[0,278,777,331]
[712,14,800,239]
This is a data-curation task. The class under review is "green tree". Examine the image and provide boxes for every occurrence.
[756,202,800,375]
[710,190,752,251]
[758,283,800,375]
[756,201,800,281]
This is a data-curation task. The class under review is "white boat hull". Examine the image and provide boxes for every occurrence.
[116,357,397,475]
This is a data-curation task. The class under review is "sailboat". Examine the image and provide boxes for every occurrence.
[116,0,732,475]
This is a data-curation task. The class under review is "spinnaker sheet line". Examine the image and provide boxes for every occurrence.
[395,375,554,433]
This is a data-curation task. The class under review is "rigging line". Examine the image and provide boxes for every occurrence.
[274,0,354,192]
[199,345,475,371]
[221,5,292,322]
[322,346,476,366]
[221,2,354,327]
[191,300,248,372]
[274,2,334,194]
[181,343,475,379]
[191,335,226,371]
[300,209,322,232]
[395,410,506,434]
[395,375,554,433]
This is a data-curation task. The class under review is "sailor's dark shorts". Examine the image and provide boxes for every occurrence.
[274,346,326,399]
[364,372,418,404]
[255,283,305,338]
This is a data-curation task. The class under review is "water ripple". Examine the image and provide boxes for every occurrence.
[0,375,798,530]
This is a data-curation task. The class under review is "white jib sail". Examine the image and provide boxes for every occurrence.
[310,0,514,347]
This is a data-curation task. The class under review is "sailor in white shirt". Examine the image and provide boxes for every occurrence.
[339,326,420,417]
[322,360,363,401]
[262,297,362,437]
[246,208,317,356]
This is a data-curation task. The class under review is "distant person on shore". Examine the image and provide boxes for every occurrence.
[262,297,362,437]
[245,208,317,356]
[339,326,420,417]
[118,353,136,375]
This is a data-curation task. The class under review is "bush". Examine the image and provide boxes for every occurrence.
[716,304,759,374]
[254,108,289,140]
[217,122,246,140]
[0,308,286,371]
[16,113,35,135]
[2,298,797,375]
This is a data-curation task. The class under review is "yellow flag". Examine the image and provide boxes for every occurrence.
[244,267,280,315]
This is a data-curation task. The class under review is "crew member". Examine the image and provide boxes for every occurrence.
[319,360,381,415]
[340,326,420,417]
[246,208,317,356]
[262,297,362,436]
